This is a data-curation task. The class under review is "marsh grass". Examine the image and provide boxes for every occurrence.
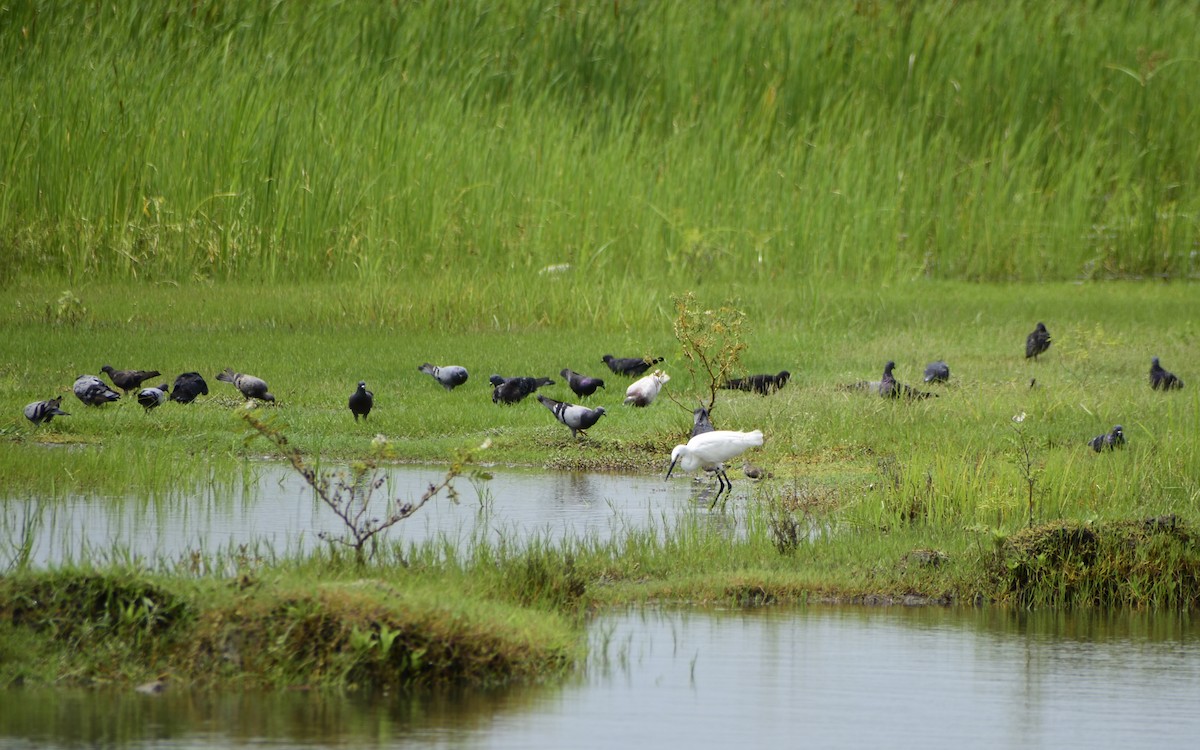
[2,2,1199,284]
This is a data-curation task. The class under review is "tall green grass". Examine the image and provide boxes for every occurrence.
[2,1,1198,284]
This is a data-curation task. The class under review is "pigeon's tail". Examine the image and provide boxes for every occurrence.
[418,363,436,376]
[216,368,237,384]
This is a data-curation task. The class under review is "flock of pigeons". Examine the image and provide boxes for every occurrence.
[19,322,1188,501]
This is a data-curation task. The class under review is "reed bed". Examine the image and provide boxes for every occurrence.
[2,1,1199,285]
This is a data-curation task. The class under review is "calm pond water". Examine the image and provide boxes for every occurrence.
[1,464,711,568]
[2,605,1198,749]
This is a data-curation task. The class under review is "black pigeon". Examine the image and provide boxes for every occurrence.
[880,361,900,398]
[101,365,162,395]
[602,354,663,377]
[1088,425,1125,452]
[489,374,553,405]
[691,406,715,438]
[24,396,69,425]
[418,363,469,391]
[722,370,791,395]
[73,375,121,406]
[216,368,275,402]
[349,381,374,421]
[137,383,170,412]
[169,372,209,404]
[561,368,606,398]
[923,361,950,383]
[1025,322,1052,360]
[536,394,606,438]
[1150,357,1184,391]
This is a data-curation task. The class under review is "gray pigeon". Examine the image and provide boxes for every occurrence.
[490,374,553,405]
[216,368,275,402]
[169,372,209,404]
[348,381,373,421]
[561,368,606,398]
[923,361,950,383]
[419,363,469,391]
[691,406,715,438]
[73,374,121,406]
[721,370,791,395]
[1025,322,1051,360]
[1150,357,1183,391]
[536,394,606,438]
[101,365,162,395]
[1088,425,1125,452]
[24,396,69,425]
[602,354,663,377]
[841,362,934,399]
[137,383,170,412]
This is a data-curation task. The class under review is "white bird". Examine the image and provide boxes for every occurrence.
[624,369,670,407]
[666,429,764,507]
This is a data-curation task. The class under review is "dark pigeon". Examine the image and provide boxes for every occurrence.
[1025,322,1052,360]
[561,368,606,398]
[1150,357,1183,391]
[418,363,469,391]
[101,365,162,395]
[536,394,606,438]
[1088,425,1125,452]
[137,383,170,412]
[602,354,663,377]
[841,362,935,399]
[349,381,374,421]
[216,368,275,402]
[169,372,209,404]
[73,375,121,406]
[489,374,554,405]
[24,396,69,425]
[923,361,950,383]
[691,406,715,438]
[722,370,791,395]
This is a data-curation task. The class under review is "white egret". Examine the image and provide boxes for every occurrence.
[666,429,764,507]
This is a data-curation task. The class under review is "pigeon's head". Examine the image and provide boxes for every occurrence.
[560,368,572,378]
[101,365,114,375]
[777,371,791,384]
[1112,425,1124,437]
[1036,322,1047,332]
[489,374,505,387]
[593,406,607,417]
[883,361,896,374]
[358,380,367,389]
[1152,357,1161,367]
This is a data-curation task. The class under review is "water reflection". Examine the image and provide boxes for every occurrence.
[1,464,710,568]
[2,606,1197,749]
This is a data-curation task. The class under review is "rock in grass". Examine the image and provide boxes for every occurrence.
[169,372,209,404]
[216,368,275,402]
[349,380,374,421]
[602,354,663,377]
[537,394,606,438]
[1150,357,1183,391]
[1025,322,1052,360]
[721,370,791,395]
[923,360,950,383]
[102,365,163,395]
[24,396,70,425]
[1088,425,1125,452]
[137,383,170,412]
[489,375,554,405]
[73,375,121,406]
[560,368,605,398]
[418,363,469,391]
[624,369,670,407]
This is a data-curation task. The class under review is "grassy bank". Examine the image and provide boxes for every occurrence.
[2,1,1199,284]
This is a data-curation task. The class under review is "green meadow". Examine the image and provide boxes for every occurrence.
[1,1,1199,689]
